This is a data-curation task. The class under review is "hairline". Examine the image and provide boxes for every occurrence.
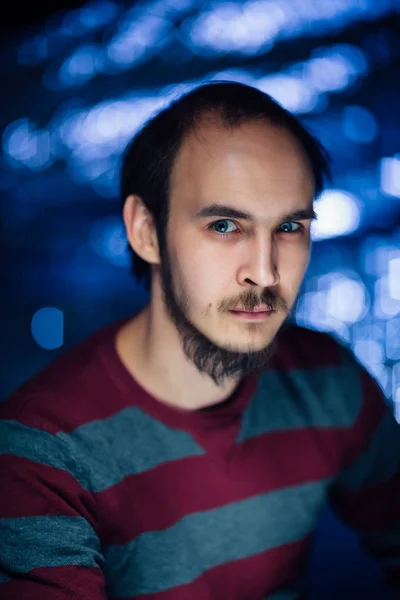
[167,110,318,213]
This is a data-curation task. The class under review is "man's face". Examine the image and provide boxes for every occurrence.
[155,119,315,386]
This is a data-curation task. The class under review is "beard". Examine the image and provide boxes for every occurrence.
[156,238,291,387]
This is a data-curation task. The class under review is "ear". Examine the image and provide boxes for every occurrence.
[123,195,161,265]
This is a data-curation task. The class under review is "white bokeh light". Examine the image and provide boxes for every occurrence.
[388,256,400,300]
[312,190,362,241]
[374,276,400,319]
[325,275,369,324]
[395,387,400,423]
[380,156,400,198]
[354,339,385,368]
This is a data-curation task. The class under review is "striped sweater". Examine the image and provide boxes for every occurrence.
[1,318,400,600]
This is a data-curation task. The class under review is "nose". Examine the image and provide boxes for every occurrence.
[237,235,280,289]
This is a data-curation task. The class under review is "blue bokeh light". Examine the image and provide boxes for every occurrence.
[58,44,104,87]
[31,307,64,350]
[343,106,378,143]
[183,0,398,56]
[89,216,130,267]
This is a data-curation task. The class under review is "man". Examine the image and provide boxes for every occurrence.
[0,82,399,600]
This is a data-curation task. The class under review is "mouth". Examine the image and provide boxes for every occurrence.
[231,306,273,313]
[229,307,274,320]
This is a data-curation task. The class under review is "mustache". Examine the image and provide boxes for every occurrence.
[227,290,288,312]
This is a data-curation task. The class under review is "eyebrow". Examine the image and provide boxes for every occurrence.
[194,203,317,224]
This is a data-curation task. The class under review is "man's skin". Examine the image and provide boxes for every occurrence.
[116,116,316,412]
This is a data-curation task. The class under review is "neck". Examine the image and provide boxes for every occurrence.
[116,303,241,412]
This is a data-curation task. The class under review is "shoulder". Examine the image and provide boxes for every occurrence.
[272,323,388,431]
[272,324,368,423]
[0,318,127,434]
[0,318,135,500]
[273,323,347,370]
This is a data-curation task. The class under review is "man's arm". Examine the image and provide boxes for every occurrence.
[329,351,400,590]
[0,397,107,600]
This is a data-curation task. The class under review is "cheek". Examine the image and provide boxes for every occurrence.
[177,243,233,303]
[183,256,226,291]
[176,234,222,276]
[280,245,310,287]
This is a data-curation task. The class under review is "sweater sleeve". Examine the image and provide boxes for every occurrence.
[329,348,400,591]
[0,396,107,600]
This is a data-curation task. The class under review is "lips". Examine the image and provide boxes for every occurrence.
[232,307,272,313]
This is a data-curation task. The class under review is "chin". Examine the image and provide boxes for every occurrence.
[221,331,273,352]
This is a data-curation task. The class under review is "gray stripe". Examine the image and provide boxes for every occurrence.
[0,407,205,492]
[57,406,205,491]
[0,420,88,487]
[0,515,102,582]
[238,354,362,443]
[104,479,328,597]
[333,409,400,491]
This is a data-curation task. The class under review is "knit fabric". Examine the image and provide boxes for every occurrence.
[1,318,399,599]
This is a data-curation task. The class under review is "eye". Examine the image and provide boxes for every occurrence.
[209,219,239,236]
[278,221,302,233]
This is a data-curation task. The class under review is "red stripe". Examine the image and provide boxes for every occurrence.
[0,455,97,530]
[274,326,342,369]
[0,565,106,600]
[98,427,343,544]
[0,382,133,435]
[199,537,311,600]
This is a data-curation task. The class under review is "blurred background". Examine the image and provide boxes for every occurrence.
[0,1,399,598]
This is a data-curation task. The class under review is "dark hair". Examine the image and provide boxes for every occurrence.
[120,81,330,290]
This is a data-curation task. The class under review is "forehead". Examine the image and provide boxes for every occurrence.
[169,119,315,217]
